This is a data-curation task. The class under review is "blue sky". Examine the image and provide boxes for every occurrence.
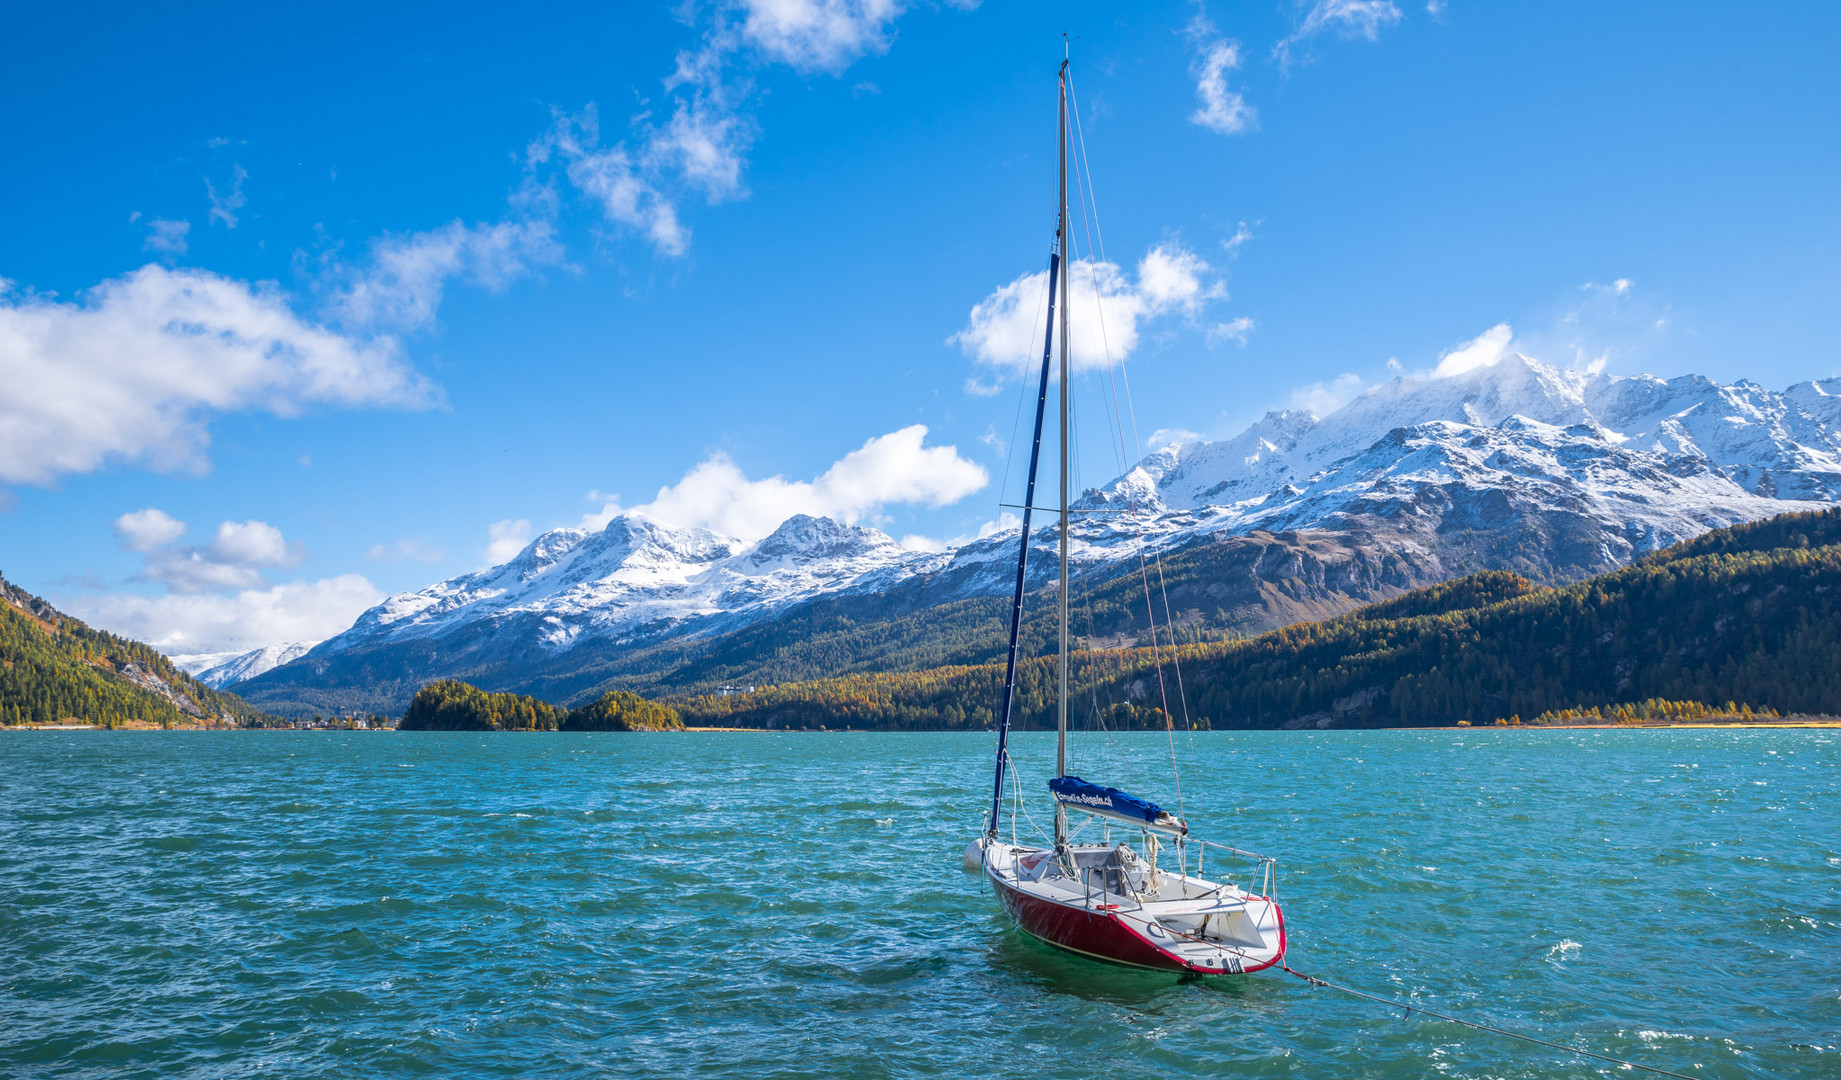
[2,1,1838,656]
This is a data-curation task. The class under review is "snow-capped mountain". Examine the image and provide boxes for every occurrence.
[189,641,319,689]
[1078,356,1841,570]
[317,514,943,659]
[243,355,1841,712]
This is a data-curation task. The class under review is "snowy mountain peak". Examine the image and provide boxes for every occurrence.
[308,510,926,661]
[191,641,319,688]
[1081,356,1841,556]
[749,514,900,566]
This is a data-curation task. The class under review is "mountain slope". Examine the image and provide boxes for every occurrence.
[674,508,1841,730]
[237,358,1841,716]
[1084,357,1838,574]
[235,525,1450,715]
[2,573,269,727]
[191,641,318,688]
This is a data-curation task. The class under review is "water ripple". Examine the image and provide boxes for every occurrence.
[1,728,1835,1078]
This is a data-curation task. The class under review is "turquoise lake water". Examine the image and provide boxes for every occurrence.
[1,728,1836,1078]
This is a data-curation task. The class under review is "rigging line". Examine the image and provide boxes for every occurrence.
[1064,79,1185,818]
[1275,966,1700,1080]
[1090,318,1192,752]
[1065,80,1132,484]
[1151,547,1198,736]
[1074,92,1198,761]
[1066,375,1134,788]
[1067,75,1112,268]
[1064,272,1184,811]
[1059,236,1138,793]
[1064,121,1129,483]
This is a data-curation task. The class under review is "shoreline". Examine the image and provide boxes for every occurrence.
[10,718,1839,733]
[1476,719,1841,730]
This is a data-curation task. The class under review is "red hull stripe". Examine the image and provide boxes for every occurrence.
[990,874,1286,975]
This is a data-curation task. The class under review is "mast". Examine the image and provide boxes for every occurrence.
[984,59,1069,842]
[1054,58,1071,848]
[985,256,1058,839]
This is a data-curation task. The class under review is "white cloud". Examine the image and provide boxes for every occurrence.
[1208,315,1255,347]
[1290,372,1366,415]
[120,515,305,594]
[1145,427,1202,449]
[733,0,906,72]
[954,243,1220,376]
[81,509,369,654]
[532,108,690,257]
[517,0,947,263]
[1137,245,1215,312]
[1433,322,1514,378]
[1221,221,1255,258]
[904,509,1023,554]
[335,218,564,330]
[206,165,248,228]
[630,425,987,541]
[649,101,752,204]
[142,218,191,255]
[958,511,1022,546]
[205,520,296,568]
[0,265,435,486]
[1584,277,1633,297]
[551,0,938,259]
[71,574,383,655]
[114,508,187,552]
[1276,0,1404,66]
[485,518,534,564]
[1190,38,1256,136]
[577,499,624,531]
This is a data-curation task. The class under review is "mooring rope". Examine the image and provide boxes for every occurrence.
[1276,965,1699,1079]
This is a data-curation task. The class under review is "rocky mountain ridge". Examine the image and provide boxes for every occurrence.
[186,641,319,689]
[232,356,1841,713]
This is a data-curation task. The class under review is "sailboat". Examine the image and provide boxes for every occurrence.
[963,58,1287,976]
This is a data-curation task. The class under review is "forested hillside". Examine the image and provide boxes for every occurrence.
[398,680,681,731]
[1,573,269,727]
[674,509,1841,730]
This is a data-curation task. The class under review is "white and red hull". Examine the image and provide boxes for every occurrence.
[977,840,1285,975]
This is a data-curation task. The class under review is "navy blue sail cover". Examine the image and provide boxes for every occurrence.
[1047,776,1169,825]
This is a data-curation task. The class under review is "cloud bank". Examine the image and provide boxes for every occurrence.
[580,425,988,543]
[0,266,435,486]
[72,575,383,656]
[71,510,382,654]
